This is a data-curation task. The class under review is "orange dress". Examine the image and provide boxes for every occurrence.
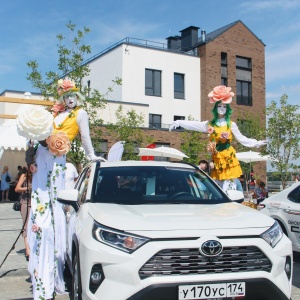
[209,122,242,181]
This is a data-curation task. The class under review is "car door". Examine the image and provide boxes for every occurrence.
[65,166,91,262]
[282,185,300,250]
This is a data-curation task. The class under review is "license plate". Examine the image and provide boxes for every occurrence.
[178,282,245,299]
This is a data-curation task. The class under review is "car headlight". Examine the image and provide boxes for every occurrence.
[92,222,149,253]
[260,221,283,248]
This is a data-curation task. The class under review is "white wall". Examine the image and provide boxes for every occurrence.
[122,44,201,125]
[84,43,201,127]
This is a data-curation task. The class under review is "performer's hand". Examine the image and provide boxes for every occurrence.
[89,154,107,162]
[169,121,180,131]
[256,140,267,148]
[209,162,215,170]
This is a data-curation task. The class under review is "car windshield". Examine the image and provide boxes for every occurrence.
[91,166,230,205]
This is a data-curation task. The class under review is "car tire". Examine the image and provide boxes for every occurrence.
[71,252,82,300]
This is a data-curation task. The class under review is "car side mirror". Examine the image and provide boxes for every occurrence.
[226,190,244,203]
[57,189,80,212]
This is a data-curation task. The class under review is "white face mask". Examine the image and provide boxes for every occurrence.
[217,104,227,115]
[64,93,77,108]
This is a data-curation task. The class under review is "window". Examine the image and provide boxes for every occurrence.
[288,186,300,203]
[236,56,252,106]
[149,114,162,129]
[174,116,185,130]
[174,73,185,99]
[236,81,252,106]
[174,116,185,121]
[145,69,161,96]
[221,52,228,86]
[87,80,91,98]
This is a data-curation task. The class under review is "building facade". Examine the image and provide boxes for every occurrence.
[1,20,267,179]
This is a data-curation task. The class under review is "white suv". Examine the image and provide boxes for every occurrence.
[58,160,293,300]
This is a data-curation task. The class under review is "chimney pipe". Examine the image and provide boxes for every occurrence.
[201,30,206,42]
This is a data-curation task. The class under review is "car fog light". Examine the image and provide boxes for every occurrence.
[285,256,292,280]
[91,271,102,283]
[89,264,105,294]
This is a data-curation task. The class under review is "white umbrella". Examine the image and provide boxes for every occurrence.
[236,150,273,193]
[236,151,272,164]
[138,147,189,160]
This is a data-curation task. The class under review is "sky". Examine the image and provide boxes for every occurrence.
[1,0,300,107]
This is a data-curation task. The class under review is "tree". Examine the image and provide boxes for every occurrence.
[180,131,209,165]
[264,94,300,188]
[107,105,151,160]
[26,21,120,168]
[177,115,209,165]
[233,110,266,176]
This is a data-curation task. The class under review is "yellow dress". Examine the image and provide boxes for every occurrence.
[53,106,80,142]
[210,122,242,181]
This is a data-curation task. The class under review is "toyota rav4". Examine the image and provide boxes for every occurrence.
[58,160,293,300]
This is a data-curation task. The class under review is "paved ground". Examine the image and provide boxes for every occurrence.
[0,201,70,300]
[0,201,299,300]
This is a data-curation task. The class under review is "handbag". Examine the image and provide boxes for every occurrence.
[13,201,21,211]
[5,174,11,183]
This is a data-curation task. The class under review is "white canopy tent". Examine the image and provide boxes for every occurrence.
[0,104,39,181]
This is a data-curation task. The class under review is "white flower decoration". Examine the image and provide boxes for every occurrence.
[16,107,54,141]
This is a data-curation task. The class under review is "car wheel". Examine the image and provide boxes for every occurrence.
[71,253,82,300]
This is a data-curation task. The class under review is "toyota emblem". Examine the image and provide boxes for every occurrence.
[200,240,223,257]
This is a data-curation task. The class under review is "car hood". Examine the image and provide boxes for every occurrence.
[88,202,274,234]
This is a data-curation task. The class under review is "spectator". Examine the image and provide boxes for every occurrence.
[1,166,11,201]
[15,166,32,261]
[16,165,23,181]
[198,159,209,173]
[248,170,256,191]
[254,180,268,204]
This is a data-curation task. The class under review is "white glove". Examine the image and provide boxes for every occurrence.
[169,121,180,131]
[256,140,267,148]
[88,154,107,162]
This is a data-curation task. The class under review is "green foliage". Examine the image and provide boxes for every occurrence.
[107,105,145,160]
[178,115,210,165]
[234,110,266,175]
[180,131,209,165]
[264,94,300,188]
[26,21,123,168]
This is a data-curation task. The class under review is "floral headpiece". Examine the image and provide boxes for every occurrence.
[57,79,79,96]
[208,85,234,104]
[57,79,85,105]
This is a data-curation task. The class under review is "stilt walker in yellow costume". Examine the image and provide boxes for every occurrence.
[16,79,104,300]
[169,85,266,190]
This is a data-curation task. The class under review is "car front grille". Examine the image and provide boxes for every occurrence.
[139,246,272,279]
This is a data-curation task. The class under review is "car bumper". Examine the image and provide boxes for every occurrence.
[78,226,292,300]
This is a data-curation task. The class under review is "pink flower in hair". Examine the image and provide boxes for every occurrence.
[208,85,234,104]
